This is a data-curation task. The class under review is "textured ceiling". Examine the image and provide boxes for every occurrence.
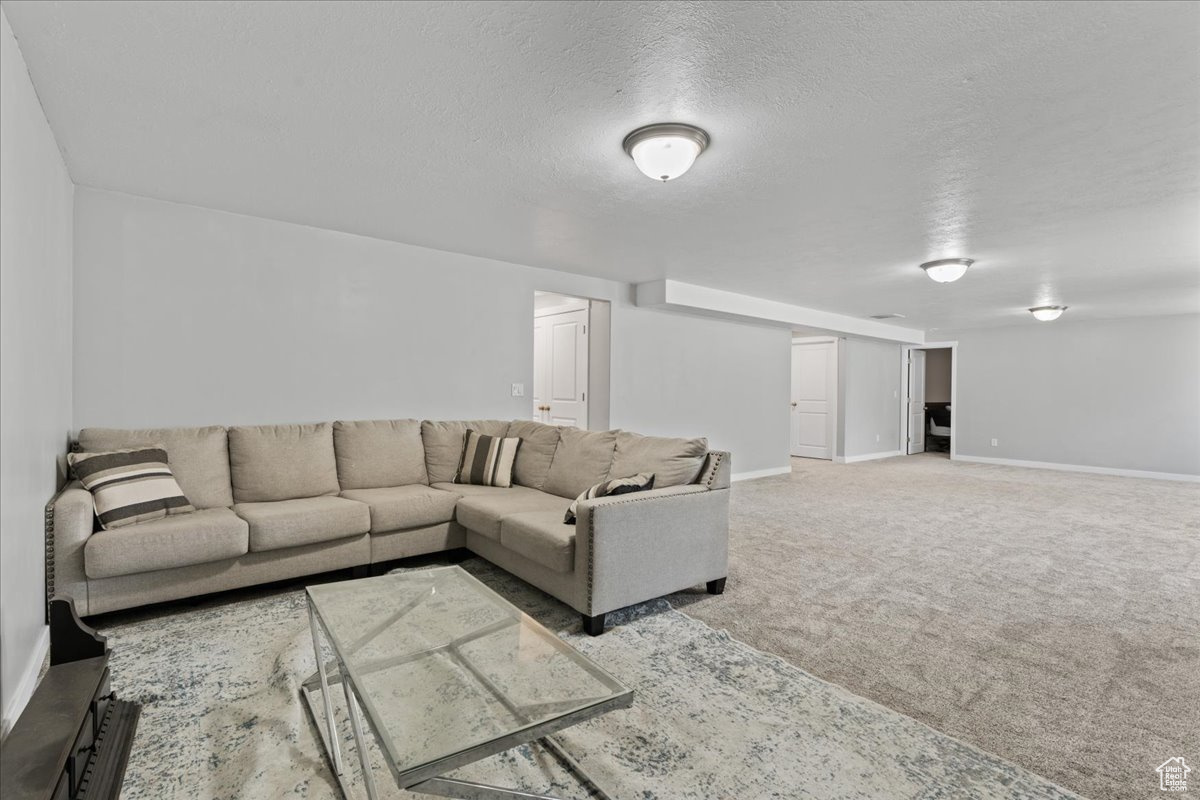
[5,0,1198,330]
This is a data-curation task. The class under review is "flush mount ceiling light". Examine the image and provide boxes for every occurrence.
[919,258,974,283]
[1029,305,1068,321]
[623,123,710,182]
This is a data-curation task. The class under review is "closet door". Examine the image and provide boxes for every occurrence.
[791,340,837,459]
[533,308,588,427]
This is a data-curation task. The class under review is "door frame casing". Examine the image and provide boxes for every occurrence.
[899,341,958,460]
[791,336,840,460]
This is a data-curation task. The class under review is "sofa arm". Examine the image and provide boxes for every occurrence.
[48,481,94,615]
[574,484,729,616]
[697,450,731,490]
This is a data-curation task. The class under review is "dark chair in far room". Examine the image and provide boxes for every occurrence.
[926,404,952,452]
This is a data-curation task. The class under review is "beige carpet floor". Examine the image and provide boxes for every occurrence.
[669,454,1200,800]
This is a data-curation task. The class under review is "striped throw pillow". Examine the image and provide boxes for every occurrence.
[455,430,521,488]
[68,447,196,530]
[564,472,655,525]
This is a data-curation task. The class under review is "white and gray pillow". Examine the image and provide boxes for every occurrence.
[455,430,521,488]
[564,472,655,525]
[68,447,195,530]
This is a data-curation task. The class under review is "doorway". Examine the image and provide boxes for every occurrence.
[901,343,956,457]
[532,292,610,430]
[790,337,839,459]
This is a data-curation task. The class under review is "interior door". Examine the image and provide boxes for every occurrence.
[533,308,588,427]
[532,317,551,421]
[790,340,837,459]
[907,349,926,454]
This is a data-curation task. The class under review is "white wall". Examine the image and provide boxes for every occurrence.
[0,8,74,733]
[943,314,1200,476]
[74,188,791,475]
[838,337,902,458]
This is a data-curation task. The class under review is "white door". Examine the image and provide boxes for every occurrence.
[790,340,837,459]
[532,317,551,421]
[532,308,588,427]
[907,349,926,454]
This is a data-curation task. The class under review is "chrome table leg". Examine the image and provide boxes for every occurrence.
[308,600,344,775]
[409,736,613,800]
[541,736,613,800]
[342,674,380,800]
[413,777,563,799]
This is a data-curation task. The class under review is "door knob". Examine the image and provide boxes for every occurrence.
[791,402,797,408]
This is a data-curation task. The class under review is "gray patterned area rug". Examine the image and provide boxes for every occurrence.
[99,558,1083,800]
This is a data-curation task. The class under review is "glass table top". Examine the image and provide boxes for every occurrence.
[306,566,632,787]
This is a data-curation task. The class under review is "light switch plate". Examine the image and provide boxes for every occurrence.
[511,383,525,397]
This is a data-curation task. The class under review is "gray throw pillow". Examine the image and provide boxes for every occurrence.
[564,472,655,525]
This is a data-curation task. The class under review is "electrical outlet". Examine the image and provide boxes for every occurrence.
[991,438,999,447]
[875,434,880,443]
[511,383,525,397]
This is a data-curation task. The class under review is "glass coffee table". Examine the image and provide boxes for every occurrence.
[300,566,632,800]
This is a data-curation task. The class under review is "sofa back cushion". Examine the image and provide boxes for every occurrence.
[609,431,709,488]
[542,428,618,499]
[421,420,510,484]
[228,423,339,502]
[78,425,234,509]
[505,420,561,490]
[333,419,428,489]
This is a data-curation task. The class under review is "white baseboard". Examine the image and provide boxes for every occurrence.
[1,625,49,739]
[834,450,902,464]
[955,454,1200,483]
[731,465,792,482]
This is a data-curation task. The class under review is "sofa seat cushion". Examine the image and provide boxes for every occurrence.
[500,512,576,573]
[235,496,370,552]
[84,508,248,579]
[339,486,458,534]
[449,487,571,541]
[78,425,234,509]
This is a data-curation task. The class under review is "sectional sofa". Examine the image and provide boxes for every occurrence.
[47,419,730,634]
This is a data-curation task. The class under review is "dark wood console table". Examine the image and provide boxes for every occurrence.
[0,598,140,800]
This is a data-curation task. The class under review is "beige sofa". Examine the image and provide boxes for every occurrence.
[47,419,730,634]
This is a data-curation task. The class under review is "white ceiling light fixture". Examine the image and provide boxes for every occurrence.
[919,258,974,283]
[1029,305,1068,321]
[623,123,710,182]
